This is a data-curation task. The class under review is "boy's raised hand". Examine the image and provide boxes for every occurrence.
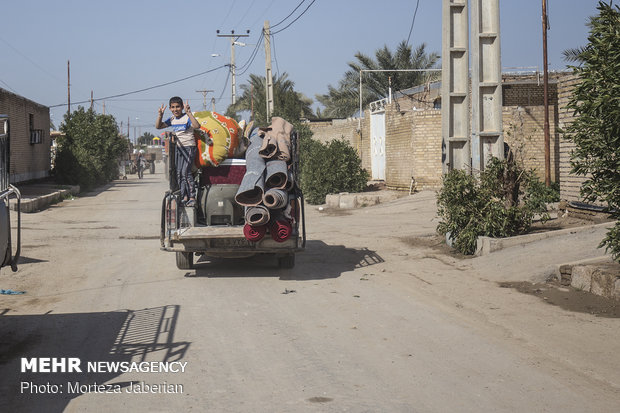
[158,104,167,116]
[184,101,192,113]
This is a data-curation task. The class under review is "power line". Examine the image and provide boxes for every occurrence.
[48,65,229,108]
[272,0,317,35]
[0,35,66,84]
[236,32,265,76]
[271,34,280,79]
[406,0,421,47]
[271,0,307,28]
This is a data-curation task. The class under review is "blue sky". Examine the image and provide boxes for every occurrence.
[0,0,602,139]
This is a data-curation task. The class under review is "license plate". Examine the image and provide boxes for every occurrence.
[210,239,253,248]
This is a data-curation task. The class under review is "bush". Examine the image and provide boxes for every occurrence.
[298,129,368,205]
[55,107,128,190]
[437,158,552,255]
[563,2,620,262]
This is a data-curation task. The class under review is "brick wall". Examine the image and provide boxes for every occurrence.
[306,74,573,193]
[385,106,442,190]
[557,73,587,202]
[502,105,559,182]
[0,89,51,183]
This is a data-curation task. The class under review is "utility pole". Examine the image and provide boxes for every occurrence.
[542,0,551,187]
[196,89,214,111]
[90,90,94,111]
[216,29,250,106]
[211,97,216,112]
[67,60,71,116]
[264,21,274,122]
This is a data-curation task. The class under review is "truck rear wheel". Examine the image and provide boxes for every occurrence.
[176,252,194,270]
[278,254,295,269]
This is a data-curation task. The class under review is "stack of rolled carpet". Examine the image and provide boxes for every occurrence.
[235,117,296,243]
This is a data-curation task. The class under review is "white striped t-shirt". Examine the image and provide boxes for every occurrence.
[164,114,196,147]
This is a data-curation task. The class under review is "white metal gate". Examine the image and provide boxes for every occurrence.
[369,98,387,181]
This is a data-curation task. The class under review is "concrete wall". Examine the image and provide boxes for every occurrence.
[0,88,51,183]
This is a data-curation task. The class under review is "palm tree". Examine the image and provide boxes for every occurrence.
[317,41,440,117]
[226,72,315,124]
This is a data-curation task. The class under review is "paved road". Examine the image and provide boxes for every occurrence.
[1,169,619,412]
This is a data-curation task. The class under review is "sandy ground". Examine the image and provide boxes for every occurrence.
[1,168,619,412]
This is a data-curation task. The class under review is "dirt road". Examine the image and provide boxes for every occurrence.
[1,169,619,412]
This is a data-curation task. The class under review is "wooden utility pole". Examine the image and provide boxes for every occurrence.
[542,0,551,186]
[264,21,274,122]
[196,89,214,111]
[67,60,71,116]
[90,90,94,111]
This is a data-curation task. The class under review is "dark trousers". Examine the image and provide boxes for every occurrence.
[175,144,196,200]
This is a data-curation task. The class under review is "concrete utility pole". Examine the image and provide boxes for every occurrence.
[196,89,214,111]
[542,0,551,187]
[470,0,503,173]
[441,0,470,173]
[264,21,274,121]
[216,30,250,106]
[67,60,71,116]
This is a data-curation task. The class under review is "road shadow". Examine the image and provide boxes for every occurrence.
[0,305,190,413]
[192,240,384,281]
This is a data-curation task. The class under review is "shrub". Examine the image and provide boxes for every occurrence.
[437,157,552,255]
[563,1,620,262]
[298,130,368,205]
[55,107,128,190]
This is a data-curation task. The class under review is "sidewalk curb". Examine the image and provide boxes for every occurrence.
[11,185,80,213]
[475,222,614,256]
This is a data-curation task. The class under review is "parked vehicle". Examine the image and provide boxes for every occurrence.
[0,115,21,271]
[160,130,305,270]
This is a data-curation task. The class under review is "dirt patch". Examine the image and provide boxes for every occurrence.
[400,235,473,259]
[318,208,352,216]
[499,281,620,318]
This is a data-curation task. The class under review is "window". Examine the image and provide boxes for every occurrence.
[29,114,43,144]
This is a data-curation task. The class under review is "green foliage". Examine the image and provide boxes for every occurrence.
[317,40,440,117]
[437,158,552,255]
[55,107,128,190]
[226,73,315,124]
[563,1,620,262]
[138,132,155,145]
[298,129,368,205]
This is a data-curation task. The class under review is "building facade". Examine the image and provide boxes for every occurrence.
[0,88,51,183]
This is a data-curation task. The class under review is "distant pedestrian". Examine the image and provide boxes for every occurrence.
[156,97,200,207]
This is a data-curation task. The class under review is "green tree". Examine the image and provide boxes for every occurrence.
[317,41,440,117]
[563,1,620,262]
[138,132,155,145]
[55,107,128,190]
[226,72,315,124]
[298,128,369,205]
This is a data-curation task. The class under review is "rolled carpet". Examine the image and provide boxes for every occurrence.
[235,129,266,206]
[243,223,267,242]
[270,217,292,242]
[245,205,270,226]
[263,188,288,209]
[265,159,288,189]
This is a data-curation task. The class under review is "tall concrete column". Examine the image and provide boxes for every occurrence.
[441,0,470,173]
[470,0,503,172]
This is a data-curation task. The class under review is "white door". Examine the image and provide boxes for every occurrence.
[370,107,386,181]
